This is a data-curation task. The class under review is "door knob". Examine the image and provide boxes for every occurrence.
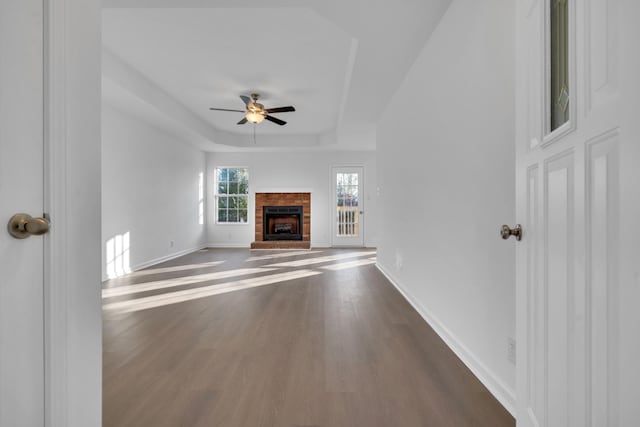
[501,224,522,241]
[7,213,50,239]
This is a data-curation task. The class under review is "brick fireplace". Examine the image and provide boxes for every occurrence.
[251,192,311,249]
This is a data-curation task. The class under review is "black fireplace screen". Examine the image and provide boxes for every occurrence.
[263,206,303,241]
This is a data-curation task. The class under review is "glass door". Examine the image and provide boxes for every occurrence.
[332,166,364,247]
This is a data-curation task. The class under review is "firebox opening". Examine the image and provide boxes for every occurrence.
[263,206,303,241]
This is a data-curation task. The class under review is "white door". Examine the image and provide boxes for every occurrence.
[0,0,46,425]
[332,167,364,247]
[515,1,639,426]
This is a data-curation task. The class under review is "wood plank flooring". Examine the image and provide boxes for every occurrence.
[103,248,514,427]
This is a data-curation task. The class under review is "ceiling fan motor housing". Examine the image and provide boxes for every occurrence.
[248,102,265,113]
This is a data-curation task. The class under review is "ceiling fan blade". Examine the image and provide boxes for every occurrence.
[210,108,245,113]
[240,95,251,106]
[237,117,248,125]
[265,106,296,114]
[264,115,286,126]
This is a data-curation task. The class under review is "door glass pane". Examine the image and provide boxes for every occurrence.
[550,0,569,132]
[336,173,359,237]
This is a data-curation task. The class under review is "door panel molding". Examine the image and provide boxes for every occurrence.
[525,165,543,426]
[584,0,618,113]
[585,129,619,427]
[543,151,575,427]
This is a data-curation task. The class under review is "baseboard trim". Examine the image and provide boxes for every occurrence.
[205,242,250,248]
[205,242,334,249]
[132,245,207,272]
[375,263,516,417]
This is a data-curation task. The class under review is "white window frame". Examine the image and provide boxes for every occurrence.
[214,166,250,225]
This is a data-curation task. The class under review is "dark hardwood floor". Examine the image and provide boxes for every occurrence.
[103,248,514,427]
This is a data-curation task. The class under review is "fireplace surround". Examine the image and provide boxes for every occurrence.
[251,192,311,249]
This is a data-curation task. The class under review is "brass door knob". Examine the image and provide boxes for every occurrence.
[501,224,522,241]
[7,213,50,239]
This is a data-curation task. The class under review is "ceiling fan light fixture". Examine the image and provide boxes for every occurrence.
[245,111,265,124]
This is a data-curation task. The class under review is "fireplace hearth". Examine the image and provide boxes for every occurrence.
[263,205,303,241]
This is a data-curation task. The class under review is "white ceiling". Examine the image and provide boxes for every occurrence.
[101,0,452,151]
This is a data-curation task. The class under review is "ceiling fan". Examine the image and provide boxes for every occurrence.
[209,93,295,126]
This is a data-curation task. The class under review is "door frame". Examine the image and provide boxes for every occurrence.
[330,165,365,247]
[43,0,102,425]
[45,1,70,422]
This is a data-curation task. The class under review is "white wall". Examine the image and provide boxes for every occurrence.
[102,104,206,280]
[376,0,516,414]
[206,150,377,248]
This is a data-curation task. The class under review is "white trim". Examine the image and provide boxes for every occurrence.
[206,242,251,248]
[131,246,208,273]
[336,38,358,126]
[253,188,314,193]
[375,263,517,417]
[212,221,250,226]
[44,0,68,424]
[331,165,365,247]
[205,242,332,249]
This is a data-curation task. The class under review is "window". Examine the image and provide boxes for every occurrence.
[106,231,131,279]
[215,167,249,223]
[198,172,204,225]
[549,0,569,132]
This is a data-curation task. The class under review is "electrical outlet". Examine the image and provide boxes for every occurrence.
[507,337,516,365]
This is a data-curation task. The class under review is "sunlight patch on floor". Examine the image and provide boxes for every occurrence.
[103,269,321,314]
[320,257,377,271]
[102,267,277,298]
[264,251,376,268]
[245,250,324,262]
[124,260,226,277]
